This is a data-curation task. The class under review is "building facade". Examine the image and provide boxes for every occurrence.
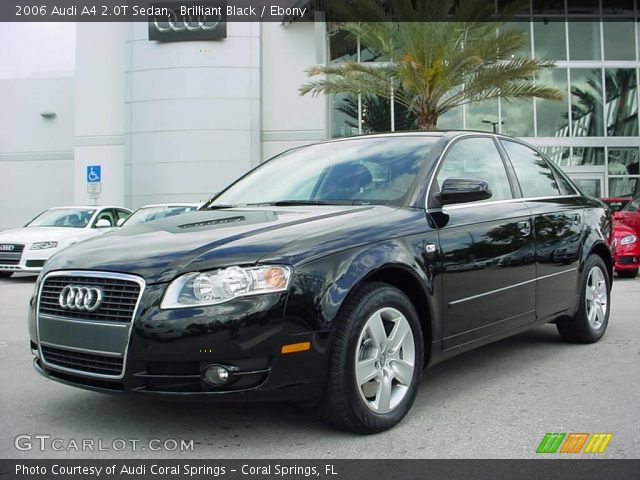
[1,0,639,228]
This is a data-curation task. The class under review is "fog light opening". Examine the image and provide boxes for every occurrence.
[203,364,231,386]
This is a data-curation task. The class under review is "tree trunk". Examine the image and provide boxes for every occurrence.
[415,109,438,130]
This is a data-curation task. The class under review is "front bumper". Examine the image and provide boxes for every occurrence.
[0,242,56,273]
[30,271,331,402]
[613,246,640,271]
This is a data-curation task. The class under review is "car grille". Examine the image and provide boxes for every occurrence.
[0,244,24,265]
[41,345,124,376]
[39,276,141,322]
[618,256,638,265]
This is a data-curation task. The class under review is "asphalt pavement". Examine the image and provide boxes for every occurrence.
[1,273,639,459]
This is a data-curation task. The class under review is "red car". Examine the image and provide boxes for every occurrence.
[613,193,640,238]
[601,197,631,213]
[611,222,640,278]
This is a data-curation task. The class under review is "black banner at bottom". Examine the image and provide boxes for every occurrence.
[1,459,639,480]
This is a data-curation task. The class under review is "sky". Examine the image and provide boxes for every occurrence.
[0,23,76,79]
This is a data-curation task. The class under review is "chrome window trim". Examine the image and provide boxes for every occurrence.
[449,268,578,306]
[427,194,582,212]
[424,133,583,210]
[35,270,146,380]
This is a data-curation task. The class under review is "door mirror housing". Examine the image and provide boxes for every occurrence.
[95,218,112,228]
[437,178,492,206]
[116,218,126,227]
[612,211,623,220]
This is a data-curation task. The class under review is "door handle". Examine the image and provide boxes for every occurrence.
[572,213,581,224]
[517,220,531,236]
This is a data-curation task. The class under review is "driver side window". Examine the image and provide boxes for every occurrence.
[436,137,513,203]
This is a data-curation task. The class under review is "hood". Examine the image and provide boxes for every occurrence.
[0,226,94,244]
[613,222,636,238]
[42,206,403,284]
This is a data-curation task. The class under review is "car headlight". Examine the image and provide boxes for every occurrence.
[30,241,58,250]
[621,234,637,245]
[160,265,292,309]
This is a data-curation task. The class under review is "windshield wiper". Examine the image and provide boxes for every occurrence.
[248,200,363,207]
[204,204,239,210]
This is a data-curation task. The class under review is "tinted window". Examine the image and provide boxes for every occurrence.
[26,208,96,228]
[436,137,513,202]
[501,141,561,197]
[211,136,440,207]
[623,195,640,213]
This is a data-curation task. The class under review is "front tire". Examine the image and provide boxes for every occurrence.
[557,255,610,343]
[617,268,638,279]
[321,282,424,434]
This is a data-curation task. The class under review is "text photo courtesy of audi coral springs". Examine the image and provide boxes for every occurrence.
[27,133,613,433]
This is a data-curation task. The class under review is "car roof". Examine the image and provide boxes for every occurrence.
[47,206,131,211]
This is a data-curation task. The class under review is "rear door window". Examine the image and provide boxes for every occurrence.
[501,140,561,198]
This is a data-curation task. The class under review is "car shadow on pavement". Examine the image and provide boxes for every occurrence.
[36,325,568,443]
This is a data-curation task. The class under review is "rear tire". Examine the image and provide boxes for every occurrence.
[617,268,638,279]
[557,255,610,343]
[0,272,13,278]
[321,282,424,434]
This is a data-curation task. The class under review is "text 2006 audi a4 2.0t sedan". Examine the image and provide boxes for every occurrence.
[29,132,613,433]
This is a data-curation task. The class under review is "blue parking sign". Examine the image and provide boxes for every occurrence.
[87,165,101,183]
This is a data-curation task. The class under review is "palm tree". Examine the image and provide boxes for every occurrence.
[300,0,563,130]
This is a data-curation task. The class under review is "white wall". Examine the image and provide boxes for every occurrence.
[0,77,75,229]
[261,22,328,161]
[124,22,262,208]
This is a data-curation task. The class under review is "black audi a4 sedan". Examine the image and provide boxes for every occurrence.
[29,131,613,433]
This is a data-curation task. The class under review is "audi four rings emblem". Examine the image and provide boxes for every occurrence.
[59,286,103,312]
[0,245,14,251]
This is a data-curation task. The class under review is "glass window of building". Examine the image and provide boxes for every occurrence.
[466,100,500,132]
[605,69,639,137]
[608,147,640,176]
[502,99,535,137]
[331,94,359,138]
[541,146,571,166]
[437,107,463,130]
[361,95,393,134]
[533,21,567,60]
[567,0,600,15]
[536,68,569,136]
[609,177,640,197]
[570,68,604,137]
[602,22,637,60]
[502,140,561,197]
[601,0,634,15]
[533,0,565,15]
[501,22,532,58]
[572,146,605,166]
[568,22,601,60]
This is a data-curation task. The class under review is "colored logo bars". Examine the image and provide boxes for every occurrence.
[536,433,613,454]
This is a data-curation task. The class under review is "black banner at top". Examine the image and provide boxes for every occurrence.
[2,0,639,22]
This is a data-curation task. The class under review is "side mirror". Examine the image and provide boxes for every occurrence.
[116,218,126,227]
[437,178,492,206]
[95,218,112,228]
[612,211,623,220]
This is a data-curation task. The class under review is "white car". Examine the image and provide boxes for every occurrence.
[0,206,131,277]
[119,203,200,227]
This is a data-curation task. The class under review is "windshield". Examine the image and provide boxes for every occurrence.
[122,206,198,226]
[26,208,96,228]
[209,136,441,207]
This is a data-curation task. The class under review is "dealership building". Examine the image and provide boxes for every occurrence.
[1,1,639,228]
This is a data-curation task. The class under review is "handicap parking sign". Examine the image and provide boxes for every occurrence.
[87,165,101,183]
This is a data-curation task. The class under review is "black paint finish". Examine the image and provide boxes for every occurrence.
[29,131,613,401]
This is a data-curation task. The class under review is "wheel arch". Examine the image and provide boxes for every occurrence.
[587,241,613,286]
[344,264,435,368]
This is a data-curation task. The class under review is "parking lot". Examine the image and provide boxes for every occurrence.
[1,273,639,459]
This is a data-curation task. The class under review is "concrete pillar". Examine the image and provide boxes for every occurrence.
[73,23,126,206]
